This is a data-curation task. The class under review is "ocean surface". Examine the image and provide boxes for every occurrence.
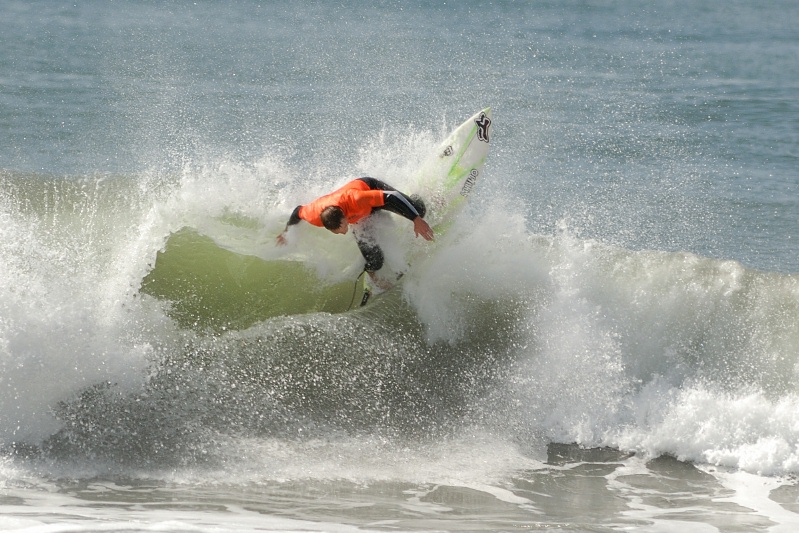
[2,0,799,531]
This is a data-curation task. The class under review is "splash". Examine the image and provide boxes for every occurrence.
[2,130,799,481]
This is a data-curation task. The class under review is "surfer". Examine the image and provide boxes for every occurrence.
[276,177,434,287]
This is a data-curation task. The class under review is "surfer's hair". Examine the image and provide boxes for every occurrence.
[320,206,345,230]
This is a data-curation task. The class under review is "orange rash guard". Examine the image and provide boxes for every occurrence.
[284,177,426,273]
[297,179,386,227]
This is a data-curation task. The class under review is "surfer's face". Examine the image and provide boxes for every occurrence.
[330,220,349,235]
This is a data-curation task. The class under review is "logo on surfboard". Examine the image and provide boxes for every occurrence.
[461,168,479,196]
[442,145,453,157]
[475,112,491,143]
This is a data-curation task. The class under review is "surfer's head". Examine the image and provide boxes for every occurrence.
[320,206,348,234]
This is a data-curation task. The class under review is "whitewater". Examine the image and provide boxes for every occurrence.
[2,0,799,531]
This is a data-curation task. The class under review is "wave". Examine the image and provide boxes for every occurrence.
[2,153,799,479]
[140,227,369,331]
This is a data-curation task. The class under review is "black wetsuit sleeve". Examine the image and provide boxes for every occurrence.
[358,177,389,190]
[286,206,302,226]
[381,191,420,221]
[357,177,420,222]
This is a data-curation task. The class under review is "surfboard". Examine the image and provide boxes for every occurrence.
[413,107,493,232]
[140,108,492,331]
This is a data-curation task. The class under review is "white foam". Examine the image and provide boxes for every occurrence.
[4,125,799,489]
[212,429,547,488]
[705,468,799,533]
[0,198,152,444]
[612,386,799,476]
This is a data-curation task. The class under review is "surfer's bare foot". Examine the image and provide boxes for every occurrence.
[368,271,394,291]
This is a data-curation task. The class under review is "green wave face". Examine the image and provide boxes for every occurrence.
[140,228,365,332]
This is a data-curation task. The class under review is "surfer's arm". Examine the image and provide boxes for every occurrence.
[382,191,434,241]
[382,191,419,220]
[412,216,434,241]
[286,206,302,226]
[359,177,428,222]
[276,206,302,245]
[359,177,422,221]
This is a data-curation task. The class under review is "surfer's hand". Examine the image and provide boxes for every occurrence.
[413,217,434,241]
[276,231,288,246]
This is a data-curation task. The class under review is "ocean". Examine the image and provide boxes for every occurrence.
[2,0,799,531]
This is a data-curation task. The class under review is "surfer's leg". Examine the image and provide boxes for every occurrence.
[356,238,384,272]
[352,217,384,272]
[352,214,396,291]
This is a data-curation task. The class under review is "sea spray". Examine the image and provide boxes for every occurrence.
[0,174,155,444]
[2,130,799,480]
[462,225,799,475]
